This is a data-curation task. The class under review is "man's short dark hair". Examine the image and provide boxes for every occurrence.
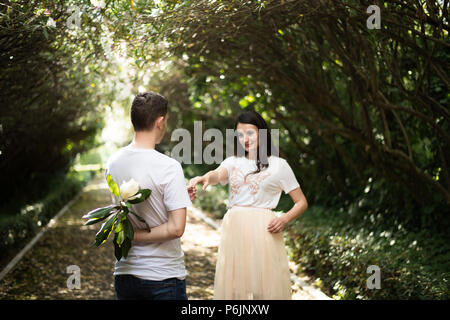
[131,92,168,131]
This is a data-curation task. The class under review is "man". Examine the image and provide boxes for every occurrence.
[106,91,193,300]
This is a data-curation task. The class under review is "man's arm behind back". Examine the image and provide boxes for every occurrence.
[133,207,186,243]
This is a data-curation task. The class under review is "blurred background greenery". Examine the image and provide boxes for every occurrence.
[0,0,448,299]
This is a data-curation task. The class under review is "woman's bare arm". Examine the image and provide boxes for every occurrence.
[267,187,308,233]
[187,167,228,196]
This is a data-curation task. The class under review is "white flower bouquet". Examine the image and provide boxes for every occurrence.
[83,174,151,260]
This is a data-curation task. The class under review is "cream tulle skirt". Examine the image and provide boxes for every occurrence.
[213,206,292,300]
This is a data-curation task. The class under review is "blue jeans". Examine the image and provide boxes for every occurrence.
[114,274,188,300]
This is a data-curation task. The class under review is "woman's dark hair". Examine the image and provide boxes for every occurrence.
[234,111,273,177]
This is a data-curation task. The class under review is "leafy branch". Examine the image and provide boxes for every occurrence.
[83,174,151,261]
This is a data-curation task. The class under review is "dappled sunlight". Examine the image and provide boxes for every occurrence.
[2,0,448,303]
[100,103,133,151]
[83,182,109,192]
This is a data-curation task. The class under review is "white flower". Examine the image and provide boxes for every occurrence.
[46,17,56,28]
[120,179,140,201]
[91,0,106,9]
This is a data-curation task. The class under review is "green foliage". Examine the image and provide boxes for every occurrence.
[191,184,229,219]
[0,169,92,263]
[127,189,152,204]
[0,0,110,206]
[109,0,450,230]
[183,166,228,219]
[84,204,117,225]
[106,174,120,198]
[1,0,448,300]
[83,175,151,260]
[285,205,450,300]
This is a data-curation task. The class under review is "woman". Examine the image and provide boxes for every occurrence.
[188,111,308,300]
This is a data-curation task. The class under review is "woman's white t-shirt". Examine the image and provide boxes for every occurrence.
[218,155,300,209]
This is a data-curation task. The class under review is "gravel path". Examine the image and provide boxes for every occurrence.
[0,175,326,300]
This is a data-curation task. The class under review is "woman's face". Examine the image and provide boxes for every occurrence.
[236,123,259,154]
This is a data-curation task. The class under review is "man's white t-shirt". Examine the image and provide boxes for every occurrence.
[105,145,192,281]
[218,155,300,209]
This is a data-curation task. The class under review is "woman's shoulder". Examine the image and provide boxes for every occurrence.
[221,155,288,165]
[222,155,237,162]
[268,155,292,171]
[219,155,237,167]
[268,155,287,163]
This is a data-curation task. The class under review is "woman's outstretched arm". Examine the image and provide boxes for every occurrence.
[187,167,228,200]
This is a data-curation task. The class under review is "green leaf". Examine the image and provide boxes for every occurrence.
[116,230,125,246]
[106,174,120,198]
[140,188,151,200]
[129,211,151,232]
[85,214,111,225]
[83,205,116,221]
[94,214,117,247]
[115,221,123,233]
[129,211,146,223]
[123,218,134,241]
[122,238,132,259]
[126,189,152,204]
[113,235,122,261]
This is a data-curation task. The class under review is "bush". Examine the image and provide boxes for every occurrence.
[0,170,92,265]
[285,205,450,300]
[183,165,229,219]
[191,184,228,219]
[0,0,103,202]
